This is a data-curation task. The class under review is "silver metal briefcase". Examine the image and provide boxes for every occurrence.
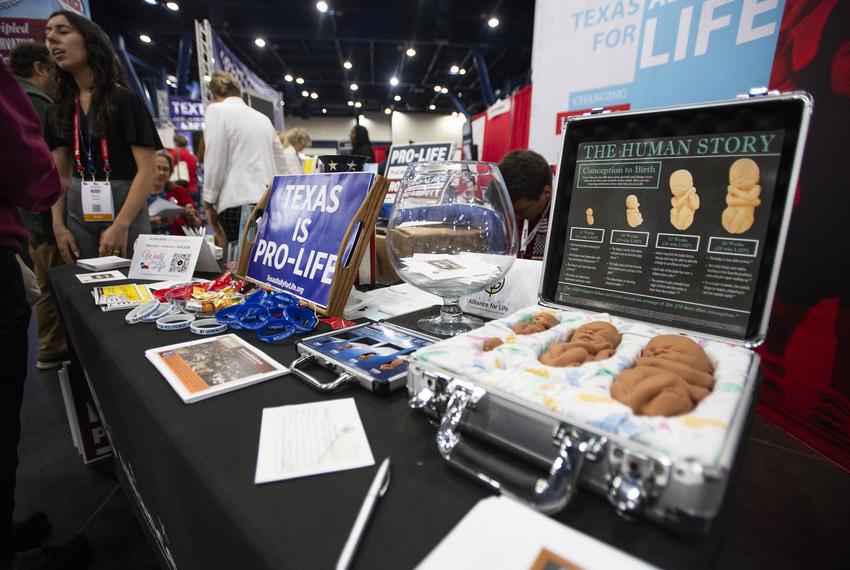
[406,91,813,536]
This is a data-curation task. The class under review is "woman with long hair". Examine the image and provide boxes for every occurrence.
[44,10,160,262]
[349,124,375,162]
[148,150,201,235]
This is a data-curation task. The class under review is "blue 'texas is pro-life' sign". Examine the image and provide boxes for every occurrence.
[246,172,376,308]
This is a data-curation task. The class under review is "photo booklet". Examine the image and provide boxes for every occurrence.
[145,334,289,403]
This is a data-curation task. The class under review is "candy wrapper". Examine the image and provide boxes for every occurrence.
[154,272,250,317]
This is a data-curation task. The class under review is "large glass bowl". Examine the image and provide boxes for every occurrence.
[386,161,518,336]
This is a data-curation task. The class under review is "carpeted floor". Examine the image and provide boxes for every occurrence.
[15,320,157,569]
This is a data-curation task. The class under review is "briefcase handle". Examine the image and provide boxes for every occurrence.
[436,381,588,515]
[289,354,355,392]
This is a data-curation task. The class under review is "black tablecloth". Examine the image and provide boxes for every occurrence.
[50,265,850,570]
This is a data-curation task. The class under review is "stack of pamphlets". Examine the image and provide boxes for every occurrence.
[92,283,153,311]
[77,255,132,271]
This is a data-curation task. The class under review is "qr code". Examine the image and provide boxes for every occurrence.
[92,204,101,212]
[169,253,191,272]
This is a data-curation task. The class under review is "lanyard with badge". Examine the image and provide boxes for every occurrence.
[74,98,115,222]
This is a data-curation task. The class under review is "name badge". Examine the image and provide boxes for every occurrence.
[81,180,115,222]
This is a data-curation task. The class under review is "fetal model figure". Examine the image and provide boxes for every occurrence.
[625,195,643,227]
[483,312,560,351]
[586,208,595,225]
[722,158,761,234]
[669,169,700,230]
[538,322,621,367]
[610,335,715,417]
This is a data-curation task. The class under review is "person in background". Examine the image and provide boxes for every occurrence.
[279,127,311,174]
[1,58,90,570]
[350,125,375,162]
[10,42,68,370]
[168,133,199,201]
[202,70,287,246]
[148,150,201,236]
[44,10,160,262]
[498,150,552,260]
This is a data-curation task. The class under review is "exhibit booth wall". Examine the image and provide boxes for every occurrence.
[527,0,850,470]
[391,111,464,151]
[757,0,850,472]
[471,84,533,164]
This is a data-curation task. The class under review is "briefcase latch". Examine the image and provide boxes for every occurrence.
[607,449,670,519]
[436,383,588,515]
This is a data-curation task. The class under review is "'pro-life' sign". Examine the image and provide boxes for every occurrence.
[384,141,455,196]
[245,172,376,308]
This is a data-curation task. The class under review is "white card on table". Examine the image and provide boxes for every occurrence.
[81,180,115,222]
[255,398,375,484]
[416,496,658,570]
[128,234,207,281]
[75,270,126,284]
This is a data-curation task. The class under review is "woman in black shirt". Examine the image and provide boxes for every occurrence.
[350,125,376,163]
[45,10,160,261]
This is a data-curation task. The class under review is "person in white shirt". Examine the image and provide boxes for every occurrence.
[278,127,312,175]
[202,70,287,246]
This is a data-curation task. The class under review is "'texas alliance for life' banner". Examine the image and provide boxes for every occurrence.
[246,172,375,308]
[529,0,785,163]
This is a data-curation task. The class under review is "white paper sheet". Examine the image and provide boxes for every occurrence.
[255,398,374,484]
[75,270,127,284]
[342,283,441,321]
[417,496,658,570]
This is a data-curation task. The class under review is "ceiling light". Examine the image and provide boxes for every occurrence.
[459,68,466,75]
[389,76,399,86]
[139,34,152,43]
[450,65,459,74]
[301,90,309,97]
[343,60,352,69]
[310,92,318,99]
[284,74,293,82]
[295,77,304,84]
[255,38,266,48]
[384,108,392,115]
[406,47,416,57]
[393,95,401,102]
[144,0,157,5]
[429,104,436,110]
[488,17,500,28]
[433,85,441,92]
[457,92,463,98]
[166,2,180,11]
[322,108,327,114]
[316,1,329,12]
[350,83,358,91]
[441,87,448,94]
[347,100,354,106]
[354,101,362,108]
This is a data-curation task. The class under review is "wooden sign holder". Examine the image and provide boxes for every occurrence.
[236,176,389,316]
